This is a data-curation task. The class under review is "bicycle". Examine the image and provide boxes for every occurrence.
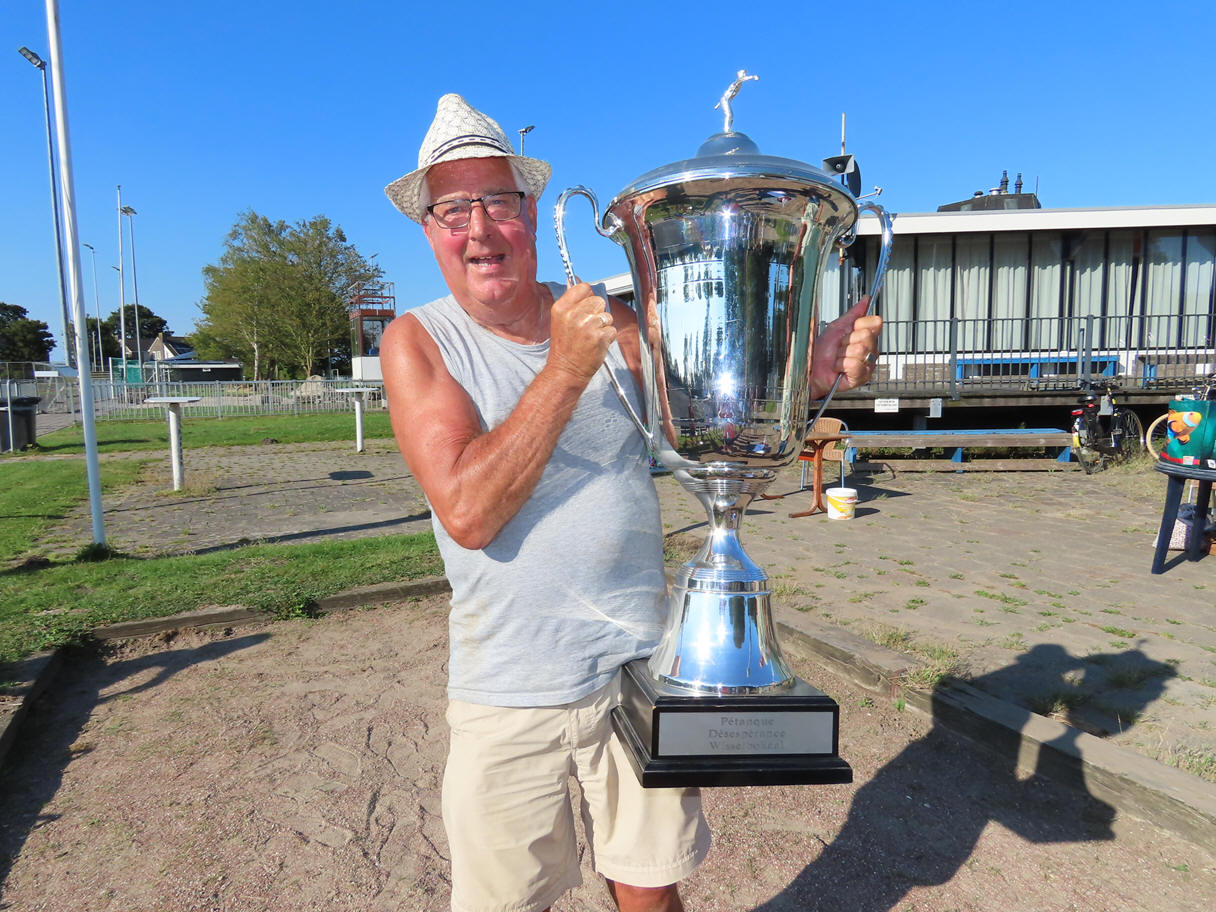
[1070,381,1144,474]
[1145,371,1216,459]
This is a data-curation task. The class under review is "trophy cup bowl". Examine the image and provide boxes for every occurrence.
[555,92,893,787]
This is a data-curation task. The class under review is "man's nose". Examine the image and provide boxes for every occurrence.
[466,200,494,238]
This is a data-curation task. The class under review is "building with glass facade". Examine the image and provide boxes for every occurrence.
[849,204,1216,395]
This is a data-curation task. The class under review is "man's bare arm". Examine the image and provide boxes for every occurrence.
[381,283,617,550]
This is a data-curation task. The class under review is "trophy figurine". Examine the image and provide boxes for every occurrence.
[555,73,893,787]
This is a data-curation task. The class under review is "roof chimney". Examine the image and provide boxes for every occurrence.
[1014,172,1024,194]
[999,170,1009,194]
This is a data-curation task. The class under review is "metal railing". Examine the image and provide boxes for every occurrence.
[863,312,1215,398]
[10,310,1216,428]
[89,379,387,421]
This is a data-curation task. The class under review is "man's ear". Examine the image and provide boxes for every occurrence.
[421,214,439,249]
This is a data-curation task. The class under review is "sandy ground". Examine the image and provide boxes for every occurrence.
[1,596,1213,912]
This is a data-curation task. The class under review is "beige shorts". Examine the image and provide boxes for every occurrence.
[442,676,710,912]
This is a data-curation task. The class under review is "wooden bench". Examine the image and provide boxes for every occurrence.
[845,428,1076,472]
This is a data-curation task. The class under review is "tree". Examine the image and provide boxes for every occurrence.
[194,211,381,379]
[0,302,55,363]
[101,304,169,356]
[86,316,122,362]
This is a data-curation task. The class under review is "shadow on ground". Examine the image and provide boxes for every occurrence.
[0,633,269,885]
[751,644,1173,911]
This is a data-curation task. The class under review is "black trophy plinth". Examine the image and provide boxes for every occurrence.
[611,658,853,788]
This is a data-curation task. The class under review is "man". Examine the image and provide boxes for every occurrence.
[381,94,881,912]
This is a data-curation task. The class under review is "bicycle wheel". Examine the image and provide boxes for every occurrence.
[1115,410,1144,462]
[1075,444,1104,474]
[1146,412,1169,459]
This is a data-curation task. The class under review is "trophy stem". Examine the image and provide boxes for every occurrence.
[648,465,796,694]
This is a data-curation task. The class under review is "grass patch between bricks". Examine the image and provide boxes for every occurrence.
[1160,746,1216,783]
[859,624,965,689]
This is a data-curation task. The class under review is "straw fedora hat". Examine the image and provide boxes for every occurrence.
[385,93,552,223]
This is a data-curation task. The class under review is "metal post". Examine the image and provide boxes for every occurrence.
[948,317,960,400]
[1085,314,1095,379]
[82,242,103,368]
[123,206,143,378]
[3,380,14,453]
[354,392,366,453]
[116,186,127,379]
[167,403,184,491]
[45,0,105,544]
[1079,325,1089,386]
[18,46,72,365]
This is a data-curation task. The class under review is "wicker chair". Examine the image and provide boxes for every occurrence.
[799,417,851,490]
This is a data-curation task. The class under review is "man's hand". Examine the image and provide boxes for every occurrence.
[548,282,616,383]
[810,296,883,399]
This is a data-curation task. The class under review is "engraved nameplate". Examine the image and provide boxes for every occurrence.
[657,710,833,756]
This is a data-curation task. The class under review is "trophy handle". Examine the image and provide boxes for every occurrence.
[553,187,654,448]
[808,201,895,425]
[554,186,622,283]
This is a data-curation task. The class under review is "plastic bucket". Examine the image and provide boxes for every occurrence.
[825,487,858,520]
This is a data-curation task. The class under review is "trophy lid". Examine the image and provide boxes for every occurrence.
[608,71,857,217]
[610,143,856,212]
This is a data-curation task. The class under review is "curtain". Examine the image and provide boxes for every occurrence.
[1183,230,1216,348]
[953,235,989,352]
[917,236,952,352]
[1105,231,1137,350]
[991,232,1029,354]
[1028,234,1063,348]
[876,239,915,353]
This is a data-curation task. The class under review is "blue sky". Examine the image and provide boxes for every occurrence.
[4,0,1215,362]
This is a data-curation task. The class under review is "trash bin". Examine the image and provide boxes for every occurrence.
[0,397,40,452]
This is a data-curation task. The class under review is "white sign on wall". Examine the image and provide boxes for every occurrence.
[873,398,900,413]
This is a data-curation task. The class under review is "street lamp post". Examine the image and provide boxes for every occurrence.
[41,0,105,545]
[115,186,128,377]
[110,264,124,379]
[82,242,103,368]
[518,124,534,155]
[121,205,143,374]
[18,45,72,366]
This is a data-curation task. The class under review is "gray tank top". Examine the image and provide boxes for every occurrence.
[410,283,665,707]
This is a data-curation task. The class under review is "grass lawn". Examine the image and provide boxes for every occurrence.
[0,459,147,560]
[25,411,395,456]
[0,534,442,665]
[0,417,441,665]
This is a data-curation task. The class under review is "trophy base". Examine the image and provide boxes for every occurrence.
[612,659,853,788]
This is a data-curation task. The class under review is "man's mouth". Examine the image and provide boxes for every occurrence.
[468,254,506,269]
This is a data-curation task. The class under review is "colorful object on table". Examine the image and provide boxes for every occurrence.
[1161,399,1216,467]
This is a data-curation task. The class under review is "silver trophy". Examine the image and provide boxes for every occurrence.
[556,73,893,787]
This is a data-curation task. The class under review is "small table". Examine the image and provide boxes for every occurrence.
[145,396,202,491]
[1151,461,1216,574]
[789,433,849,518]
[336,388,379,453]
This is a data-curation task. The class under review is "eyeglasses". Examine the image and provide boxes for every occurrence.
[426,191,526,229]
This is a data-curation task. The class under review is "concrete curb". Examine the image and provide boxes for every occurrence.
[3,576,1213,852]
[0,650,62,773]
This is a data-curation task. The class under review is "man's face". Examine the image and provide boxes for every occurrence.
[423,157,539,320]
